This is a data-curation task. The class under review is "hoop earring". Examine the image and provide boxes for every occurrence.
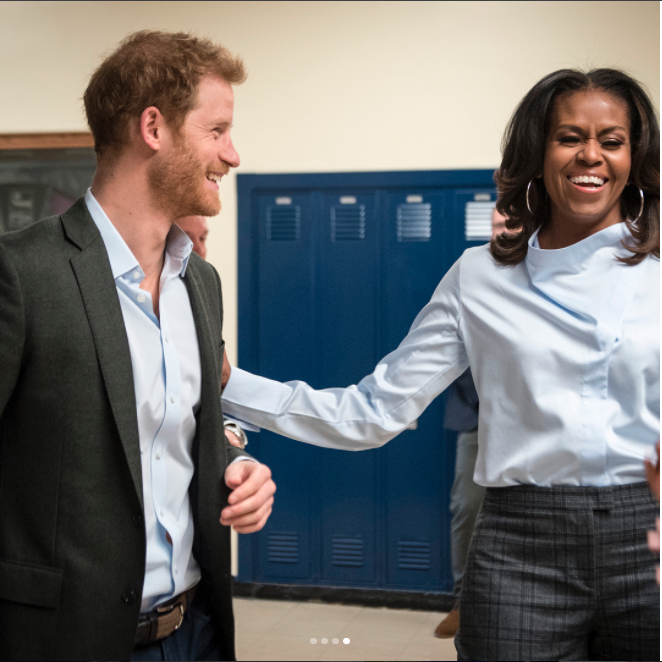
[632,186,645,223]
[526,180,535,215]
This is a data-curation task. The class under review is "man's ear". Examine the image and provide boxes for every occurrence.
[139,106,166,152]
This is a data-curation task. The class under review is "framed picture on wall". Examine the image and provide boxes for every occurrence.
[0,133,95,236]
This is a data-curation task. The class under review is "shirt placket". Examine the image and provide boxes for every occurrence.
[150,262,185,595]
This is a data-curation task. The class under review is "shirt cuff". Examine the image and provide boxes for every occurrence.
[223,415,260,433]
[222,366,290,415]
[230,456,258,465]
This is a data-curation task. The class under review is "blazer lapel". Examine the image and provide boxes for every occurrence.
[184,260,225,525]
[63,200,143,509]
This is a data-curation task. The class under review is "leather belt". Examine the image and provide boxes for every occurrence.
[134,586,197,647]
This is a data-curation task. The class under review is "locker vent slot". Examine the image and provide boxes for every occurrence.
[331,205,365,241]
[397,203,432,242]
[464,201,495,242]
[332,537,364,567]
[267,206,301,241]
[397,540,431,570]
[267,532,300,563]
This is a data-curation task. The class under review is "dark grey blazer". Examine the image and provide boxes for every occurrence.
[0,198,248,660]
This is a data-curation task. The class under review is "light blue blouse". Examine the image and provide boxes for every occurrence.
[223,222,659,487]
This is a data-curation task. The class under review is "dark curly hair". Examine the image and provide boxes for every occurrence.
[492,68,659,266]
[84,31,246,157]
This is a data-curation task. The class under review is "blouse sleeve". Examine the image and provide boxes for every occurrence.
[222,257,469,450]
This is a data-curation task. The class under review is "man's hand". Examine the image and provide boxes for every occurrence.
[221,461,275,533]
[221,348,231,393]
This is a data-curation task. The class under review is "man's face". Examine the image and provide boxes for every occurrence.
[177,215,209,259]
[148,75,240,219]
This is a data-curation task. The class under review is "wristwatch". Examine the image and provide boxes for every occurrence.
[223,420,248,449]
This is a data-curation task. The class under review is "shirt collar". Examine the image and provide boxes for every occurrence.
[525,221,638,328]
[527,221,631,275]
[84,188,193,280]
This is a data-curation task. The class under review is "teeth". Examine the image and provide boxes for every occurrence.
[570,175,604,186]
[206,174,221,183]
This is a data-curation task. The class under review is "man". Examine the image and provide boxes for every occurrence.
[0,31,274,661]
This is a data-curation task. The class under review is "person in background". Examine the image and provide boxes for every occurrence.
[177,214,248,450]
[435,207,508,639]
[434,368,482,638]
[177,215,209,260]
[222,68,660,660]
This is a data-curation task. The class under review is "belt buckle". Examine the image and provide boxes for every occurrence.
[156,601,185,631]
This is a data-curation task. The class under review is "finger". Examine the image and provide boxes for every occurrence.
[222,479,276,521]
[234,508,272,534]
[222,496,274,529]
[233,504,274,534]
[227,464,272,504]
[224,461,251,490]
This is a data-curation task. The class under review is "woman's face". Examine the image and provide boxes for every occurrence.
[543,89,631,234]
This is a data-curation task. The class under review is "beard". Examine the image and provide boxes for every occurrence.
[148,134,222,219]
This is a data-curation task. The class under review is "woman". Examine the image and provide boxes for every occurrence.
[222,69,660,661]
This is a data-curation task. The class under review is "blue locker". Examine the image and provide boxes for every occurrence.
[379,190,452,589]
[317,192,380,585]
[236,170,497,594]
[253,193,317,580]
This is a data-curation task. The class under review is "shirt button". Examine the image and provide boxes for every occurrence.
[132,271,140,280]
[160,510,164,518]
[164,335,169,343]
[137,294,146,303]
[170,395,176,403]
[156,450,163,460]
[174,566,178,574]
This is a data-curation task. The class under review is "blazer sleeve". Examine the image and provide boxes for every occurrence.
[0,243,25,419]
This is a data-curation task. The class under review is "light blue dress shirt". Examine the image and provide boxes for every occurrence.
[85,190,203,612]
[223,222,659,487]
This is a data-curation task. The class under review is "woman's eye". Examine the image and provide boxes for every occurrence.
[602,140,623,149]
[559,136,581,144]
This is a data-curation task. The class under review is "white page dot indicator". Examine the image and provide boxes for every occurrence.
[332,638,339,644]
[310,638,317,644]
[343,638,350,644]
[321,638,328,644]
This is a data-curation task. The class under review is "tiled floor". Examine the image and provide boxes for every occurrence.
[234,597,458,661]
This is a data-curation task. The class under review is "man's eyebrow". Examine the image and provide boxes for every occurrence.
[554,123,628,134]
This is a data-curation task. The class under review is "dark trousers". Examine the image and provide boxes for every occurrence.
[456,483,660,661]
[131,588,225,661]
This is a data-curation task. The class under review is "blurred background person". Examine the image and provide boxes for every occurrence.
[177,214,248,450]
[177,215,209,260]
[435,207,509,639]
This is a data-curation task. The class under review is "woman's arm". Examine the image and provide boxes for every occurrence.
[222,259,468,450]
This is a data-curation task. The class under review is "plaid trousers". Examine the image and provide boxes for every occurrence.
[455,483,660,661]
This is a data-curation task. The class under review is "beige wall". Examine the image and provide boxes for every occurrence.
[1,0,659,361]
